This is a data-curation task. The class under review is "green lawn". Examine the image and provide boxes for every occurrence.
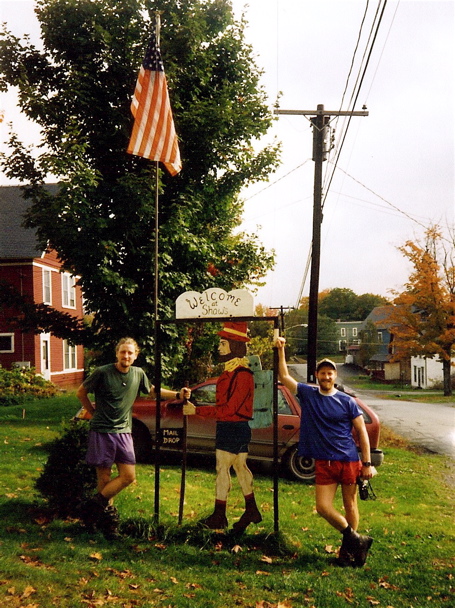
[0,394,454,608]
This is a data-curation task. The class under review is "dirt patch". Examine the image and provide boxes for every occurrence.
[381,425,436,454]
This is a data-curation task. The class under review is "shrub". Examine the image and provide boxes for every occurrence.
[0,366,60,405]
[35,421,97,517]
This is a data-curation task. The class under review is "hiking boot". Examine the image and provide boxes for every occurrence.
[336,542,354,567]
[79,493,108,532]
[98,505,121,540]
[342,526,373,567]
[352,534,373,567]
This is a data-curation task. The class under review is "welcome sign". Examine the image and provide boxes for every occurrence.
[176,288,254,319]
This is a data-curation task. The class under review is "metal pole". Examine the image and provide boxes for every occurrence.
[178,381,189,525]
[273,319,280,534]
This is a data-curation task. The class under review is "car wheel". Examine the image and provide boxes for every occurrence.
[284,445,315,483]
[132,420,154,464]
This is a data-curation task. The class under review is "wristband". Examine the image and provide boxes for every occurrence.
[362,461,371,467]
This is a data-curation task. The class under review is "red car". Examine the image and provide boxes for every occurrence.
[131,379,384,483]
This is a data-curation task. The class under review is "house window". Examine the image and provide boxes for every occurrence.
[377,331,383,343]
[340,328,346,337]
[0,333,14,353]
[339,340,347,351]
[62,273,76,308]
[352,327,358,337]
[43,269,52,304]
[64,340,77,370]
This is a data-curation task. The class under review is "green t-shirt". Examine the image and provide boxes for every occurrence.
[83,363,151,433]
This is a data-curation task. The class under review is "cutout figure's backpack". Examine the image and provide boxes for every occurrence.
[226,355,274,429]
[247,355,274,429]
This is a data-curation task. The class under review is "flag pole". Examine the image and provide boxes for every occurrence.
[153,160,161,524]
[153,12,162,525]
[127,8,182,523]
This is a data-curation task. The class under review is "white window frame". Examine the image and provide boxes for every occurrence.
[43,268,52,305]
[63,340,77,370]
[0,333,14,353]
[62,273,76,309]
[340,327,346,337]
[352,327,358,337]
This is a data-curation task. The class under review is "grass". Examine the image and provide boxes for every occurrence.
[0,393,454,608]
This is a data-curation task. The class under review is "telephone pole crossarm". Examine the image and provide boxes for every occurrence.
[274,109,369,117]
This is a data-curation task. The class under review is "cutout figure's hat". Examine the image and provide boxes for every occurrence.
[217,321,250,342]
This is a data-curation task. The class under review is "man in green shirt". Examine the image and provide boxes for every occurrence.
[76,337,190,538]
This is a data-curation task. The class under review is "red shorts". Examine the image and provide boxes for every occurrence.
[315,460,362,486]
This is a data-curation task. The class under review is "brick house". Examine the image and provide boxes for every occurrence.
[0,185,84,388]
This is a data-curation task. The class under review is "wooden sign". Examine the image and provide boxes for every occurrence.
[176,288,254,319]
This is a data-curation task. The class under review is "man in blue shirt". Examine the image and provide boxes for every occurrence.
[275,336,373,567]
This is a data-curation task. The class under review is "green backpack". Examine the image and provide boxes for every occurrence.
[247,355,274,429]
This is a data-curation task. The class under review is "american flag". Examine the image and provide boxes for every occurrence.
[127,33,181,176]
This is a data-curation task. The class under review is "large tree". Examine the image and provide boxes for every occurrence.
[389,226,455,396]
[318,288,388,321]
[0,0,279,377]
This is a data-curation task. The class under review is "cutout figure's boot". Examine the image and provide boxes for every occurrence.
[232,493,262,533]
[199,500,228,529]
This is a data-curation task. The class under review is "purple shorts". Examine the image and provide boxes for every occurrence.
[86,430,136,468]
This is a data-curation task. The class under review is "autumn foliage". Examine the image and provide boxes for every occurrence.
[388,226,455,395]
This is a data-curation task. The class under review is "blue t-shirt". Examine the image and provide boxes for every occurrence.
[296,383,363,462]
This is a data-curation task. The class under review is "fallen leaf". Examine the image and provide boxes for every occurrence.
[231,544,243,553]
[185,582,202,590]
[21,585,36,599]
[255,570,271,576]
[89,552,103,562]
[261,555,273,564]
[324,545,335,554]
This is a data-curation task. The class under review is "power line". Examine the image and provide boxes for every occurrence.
[242,159,311,203]
[334,165,429,229]
[323,0,389,210]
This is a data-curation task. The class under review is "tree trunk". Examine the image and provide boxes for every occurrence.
[442,356,452,396]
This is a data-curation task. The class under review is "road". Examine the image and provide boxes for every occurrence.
[288,363,455,459]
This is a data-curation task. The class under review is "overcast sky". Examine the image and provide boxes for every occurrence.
[1,0,454,310]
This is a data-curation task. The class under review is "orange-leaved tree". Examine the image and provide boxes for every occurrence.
[388,226,455,395]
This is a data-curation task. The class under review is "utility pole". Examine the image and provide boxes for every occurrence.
[275,104,368,382]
